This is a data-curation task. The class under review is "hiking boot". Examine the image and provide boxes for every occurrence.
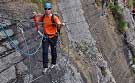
[42,68,49,74]
[50,64,56,69]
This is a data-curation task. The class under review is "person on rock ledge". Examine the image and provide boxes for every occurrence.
[32,2,65,74]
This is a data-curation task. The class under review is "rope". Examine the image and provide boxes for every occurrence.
[0,16,87,26]
[0,16,86,83]
[21,26,32,83]
[0,25,43,56]
[0,24,44,83]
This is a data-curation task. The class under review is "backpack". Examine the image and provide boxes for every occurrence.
[42,14,61,35]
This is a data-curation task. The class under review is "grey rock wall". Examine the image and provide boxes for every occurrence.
[0,2,29,82]
[0,1,86,83]
[0,0,134,83]
[57,0,116,83]
[81,0,132,83]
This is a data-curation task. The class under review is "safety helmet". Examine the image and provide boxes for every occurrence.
[44,2,52,9]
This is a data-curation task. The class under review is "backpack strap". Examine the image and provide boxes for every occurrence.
[42,14,60,35]
[51,14,61,34]
[42,14,46,22]
[51,14,57,27]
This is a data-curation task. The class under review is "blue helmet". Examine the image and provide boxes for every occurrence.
[44,2,52,9]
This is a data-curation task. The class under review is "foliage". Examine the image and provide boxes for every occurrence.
[127,0,133,8]
[133,57,135,64]
[31,0,44,4]
[117,20,128,33]
[108,3,128,33]
[95,0,101,6]
[108,3,123,19]
[31,0,48,12]
[134,0,135,7]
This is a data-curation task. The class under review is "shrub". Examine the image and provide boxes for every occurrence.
[127,0,133,9]
[132,55,135,64]
[31,0,42,3]
[31,0,48,12]
[109,4,123,20]
[95,0,101,6]
[117,20,128,33]
[134,0,135,7]
[31,0,48,6]
[108,3,128,33]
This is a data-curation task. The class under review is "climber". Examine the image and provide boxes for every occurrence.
[101,0,107,16]
[32,2,65,74]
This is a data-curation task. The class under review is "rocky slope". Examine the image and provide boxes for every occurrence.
[58,0,134,83]
[0,0,84,83]
[80,0,133,83]
[0,0,135,83]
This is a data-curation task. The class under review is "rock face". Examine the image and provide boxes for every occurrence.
[0,0,134,83]
[0,27,27,83]
[57,0,118,83]
[121,5,135,55]
[0,29,14,40]
[0,1,85,83]
[0,23,27,83]
[81,0,133,83]
[58,0,133,83]
[0,66,16,83]
[0,1,30,83]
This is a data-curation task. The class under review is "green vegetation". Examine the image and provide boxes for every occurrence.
[127,0,133,9]
[117,20,128,33]
[31,0,46,4]
[95,0,101,6]
[133,57,135,64]
[134,0,135,7]
[108,3,123,20]
[31,0,48,12]
[108,3,128,33]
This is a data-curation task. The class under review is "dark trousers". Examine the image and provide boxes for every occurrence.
[42,36,58,68]
[101,1,106,16]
